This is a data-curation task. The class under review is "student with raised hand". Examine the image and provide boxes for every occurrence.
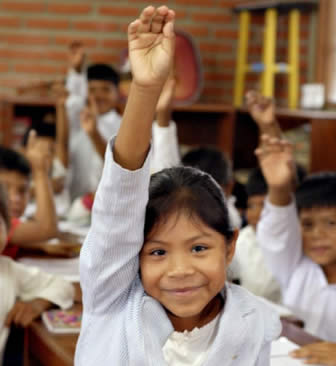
[0,184,74,364]
[256,135,336,343]
[0,131,57,257]
[0,132,76,258]
[76,6,281,365]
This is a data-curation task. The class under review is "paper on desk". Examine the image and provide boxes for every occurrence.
[58,220,90,240]
[18,257,80,282]
[271,338,320,366]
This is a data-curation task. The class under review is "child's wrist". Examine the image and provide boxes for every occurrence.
[131,80,163,96]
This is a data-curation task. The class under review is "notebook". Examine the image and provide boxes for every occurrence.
[42,309,82,334]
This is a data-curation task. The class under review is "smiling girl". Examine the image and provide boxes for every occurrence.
[75,6,281,366]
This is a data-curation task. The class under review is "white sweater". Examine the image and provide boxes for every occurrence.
[0,256,74,365]
[75,139,281,365]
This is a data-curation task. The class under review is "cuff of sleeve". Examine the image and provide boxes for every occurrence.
[264,196,297,216]
[152,120,176,135]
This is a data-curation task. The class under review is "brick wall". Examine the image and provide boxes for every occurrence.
[0,0,312,104]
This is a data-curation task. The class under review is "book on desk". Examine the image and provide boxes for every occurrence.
[42,309,82,334]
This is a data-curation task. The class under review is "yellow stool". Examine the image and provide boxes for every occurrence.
[233,1,317,109]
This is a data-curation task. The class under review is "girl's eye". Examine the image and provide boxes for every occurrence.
[192,245,208,253]
[302,221,313,230]
[150,249,166,256]
[327,220,336,227]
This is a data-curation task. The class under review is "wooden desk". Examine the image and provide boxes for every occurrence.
[27,317,321,366]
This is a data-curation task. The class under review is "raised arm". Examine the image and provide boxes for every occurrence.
[246,90,282,139]
[80,6,175,313]
[11,131,58,247]
[152,76,180,173]
[256,135,302,288]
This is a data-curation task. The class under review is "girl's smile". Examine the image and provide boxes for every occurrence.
[140,211,237,331]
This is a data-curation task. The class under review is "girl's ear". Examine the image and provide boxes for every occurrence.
[225,229,239,265]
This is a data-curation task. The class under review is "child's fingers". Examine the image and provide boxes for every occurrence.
[27,129,37,150]
[162,10,175,39]
[150,6,169,34]
[128,20,140,41]
[138,6,155,33]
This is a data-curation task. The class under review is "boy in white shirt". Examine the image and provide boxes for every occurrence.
[256,134,336,342]
[0,184,74,365]
[233,167,282,302]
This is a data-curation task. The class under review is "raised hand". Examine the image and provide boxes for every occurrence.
[246,90,275,126]
[291,342,336,366]
[255,134,295,191]
[68,41,86,73]
[128,6,175,89]
[25,130,52,173]
[80,95,99,136]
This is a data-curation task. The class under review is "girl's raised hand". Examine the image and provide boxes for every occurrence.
[128,6,175,89]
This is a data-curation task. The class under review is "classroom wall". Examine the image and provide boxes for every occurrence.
[0,0,312,104]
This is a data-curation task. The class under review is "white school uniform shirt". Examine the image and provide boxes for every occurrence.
[69,109,122,200]
[162,311,221,365]
[257,199,336,341]
[0,256,74,365]
[75,138,281,366]
[232,225,282,303]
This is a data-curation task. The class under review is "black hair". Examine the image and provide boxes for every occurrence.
[247,164,307,198]
[22,121,56,147]
[246,168,267,197]
[87,63,120,86]
[0,147,31,178]
[181,147,232,187]
[296,172,336,210]
[144,166,235,243]
[0,183,10,228]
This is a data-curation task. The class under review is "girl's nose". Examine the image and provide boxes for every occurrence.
[166,255,195,278]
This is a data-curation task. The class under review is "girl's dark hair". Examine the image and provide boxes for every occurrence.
[181,147,232,187]
[246,168,267,197]
[0,183,10,228]
[0,147,31,178]
[296,172,336,210]
[144,166,234,243]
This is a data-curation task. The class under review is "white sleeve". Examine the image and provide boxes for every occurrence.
[255,343,271,366]
[151,121,180,174]
[66,68,88,100]
[257,198,302,289]
[79,137,151,313]
[13,261,74,309]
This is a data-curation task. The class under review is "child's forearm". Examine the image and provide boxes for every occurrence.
[33,169,58,237]
[268,185,292,206]
[56,102,69,168]
[87,128,107,160]
[156,108,172,127]
[114,82,163,170]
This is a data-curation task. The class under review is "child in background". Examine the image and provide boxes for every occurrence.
[0,183,74,365]
[67,62,122,200]
[256,135,336,343]
[0,133,75,258]
[232,167,282,303]
[75,6,281,365]
[22,116,71,218]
